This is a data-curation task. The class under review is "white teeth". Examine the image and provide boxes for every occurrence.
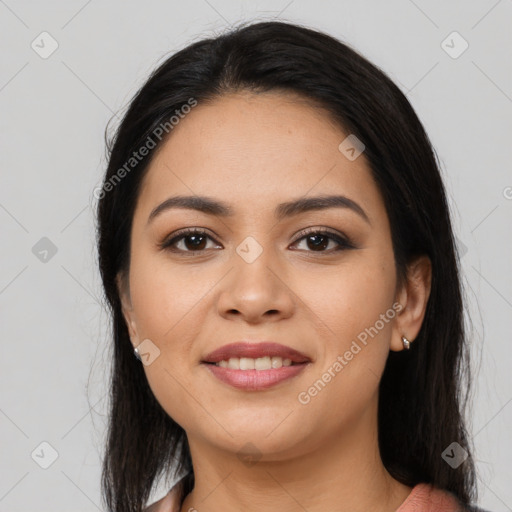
[239,357,255,370]
[227,358,239,369]
[255,356,271,370]
[215,356,294,370]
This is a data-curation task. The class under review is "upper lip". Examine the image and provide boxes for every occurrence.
[202,342,311,364]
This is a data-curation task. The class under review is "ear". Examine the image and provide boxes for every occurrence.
[390,255,432,352]
[116,271,140,348]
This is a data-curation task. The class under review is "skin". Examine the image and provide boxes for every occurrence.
[118,90,432,512]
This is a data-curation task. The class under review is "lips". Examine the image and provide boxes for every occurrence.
[201,341,311,364]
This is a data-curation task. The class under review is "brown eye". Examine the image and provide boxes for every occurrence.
[291,229,354,253]
[160,229,221,253]
[303,233,330,251]
[180,233,208,251]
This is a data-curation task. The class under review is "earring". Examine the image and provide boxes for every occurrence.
[402,336,411,350]
[133,346,142,361]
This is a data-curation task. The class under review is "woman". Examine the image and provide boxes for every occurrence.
[96,20,488,512]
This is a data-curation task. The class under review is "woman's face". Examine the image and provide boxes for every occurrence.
[119,91,409,460]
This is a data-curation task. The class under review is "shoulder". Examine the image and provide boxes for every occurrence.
[144,495,164,512]
[397,483,493,512]
[144,491,180,512]
[396,482,465,512]
[144,476,187,512]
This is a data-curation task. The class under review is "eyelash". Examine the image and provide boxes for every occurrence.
[158,227,355,255]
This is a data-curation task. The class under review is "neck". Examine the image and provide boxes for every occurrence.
[179,397,412,512]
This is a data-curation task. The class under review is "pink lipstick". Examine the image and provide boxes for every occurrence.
[201,342,311,391]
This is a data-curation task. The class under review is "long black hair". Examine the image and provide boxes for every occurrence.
[96,20,477,512]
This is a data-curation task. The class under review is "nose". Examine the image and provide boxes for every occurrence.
[216,248,295,324]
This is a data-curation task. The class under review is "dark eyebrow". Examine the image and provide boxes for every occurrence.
[275,195,371,225]
[147,195,234,224]
[147,194,371,226]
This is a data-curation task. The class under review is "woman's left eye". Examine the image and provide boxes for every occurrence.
[159,228,354,254]
[291,229,354,253]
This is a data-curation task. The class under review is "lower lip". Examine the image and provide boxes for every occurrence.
[202,363,309,390]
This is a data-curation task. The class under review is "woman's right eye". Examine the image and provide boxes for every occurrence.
[159,229,221,253]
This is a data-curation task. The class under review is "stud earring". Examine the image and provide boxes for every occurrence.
[131,339,142,362]
[402,336,411,350]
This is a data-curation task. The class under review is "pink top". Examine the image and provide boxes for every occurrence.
[396,483,465,511]
[146,480,466,511]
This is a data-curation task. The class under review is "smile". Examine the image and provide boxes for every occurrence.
[210,356,300,370]
[202,359,310,390]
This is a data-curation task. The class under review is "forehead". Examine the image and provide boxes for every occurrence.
[135,91,385,223]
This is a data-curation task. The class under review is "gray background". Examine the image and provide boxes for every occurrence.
[1,1,511,510]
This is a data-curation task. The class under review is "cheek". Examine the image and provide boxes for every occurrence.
[294,277,395,438]
[291,251,397,419]
[127,256,214,426]
[295,250,397,351]
[128,252,211,340]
